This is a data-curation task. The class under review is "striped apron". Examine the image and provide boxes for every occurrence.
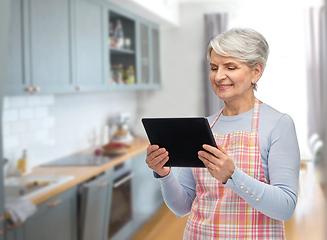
[183,99,285,239]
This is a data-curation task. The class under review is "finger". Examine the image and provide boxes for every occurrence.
[199,156,216,171]
[147,145,159,155]
[148,148,167,162]
[217,144,228,155]
[147,147,166,161]
[198,150,218,165]
[202,144,224,158]
[154,155,169,168]
[149,151,169,166]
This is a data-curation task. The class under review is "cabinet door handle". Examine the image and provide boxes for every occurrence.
[114,173,134,188]
[98,181,108,188]
[6,222,22,230]
[33,86,40,92]
[26,87,33,92]
[76,86,82,91]
[47,199,61,208]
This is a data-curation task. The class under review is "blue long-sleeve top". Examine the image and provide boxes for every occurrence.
[155,103,300,221]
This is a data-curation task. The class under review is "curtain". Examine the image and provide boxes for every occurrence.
[203,13,228,116]
[305,6,326,158]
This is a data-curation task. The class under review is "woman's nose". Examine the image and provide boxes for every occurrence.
[215,68,226,81]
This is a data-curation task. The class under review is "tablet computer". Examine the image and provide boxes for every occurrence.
[141,117,217,167]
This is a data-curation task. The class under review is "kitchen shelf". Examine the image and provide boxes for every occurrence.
[110,47,135,55]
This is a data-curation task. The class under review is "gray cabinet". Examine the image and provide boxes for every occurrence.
[138,22,150,85]
[23,187,77,240]
[79,171,113,240]
[5,0,161,95]
[5,222,23,240]
[131,152,163,231]
[74,0,108,93]
[135,21,161,89]
[6,0,75,95]
[107,4,161,90]
[151,27,161,86]
[5,0,26,95]
[28,0,74,94]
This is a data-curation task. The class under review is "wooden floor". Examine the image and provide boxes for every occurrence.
[131,162,326,240]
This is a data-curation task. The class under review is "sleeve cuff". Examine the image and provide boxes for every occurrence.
[153,169,172,179]
[222,166,241,187]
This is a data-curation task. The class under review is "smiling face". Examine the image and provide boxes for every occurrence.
[209,50,262,104]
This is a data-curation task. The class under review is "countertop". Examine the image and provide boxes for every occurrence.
[18,138,148,206]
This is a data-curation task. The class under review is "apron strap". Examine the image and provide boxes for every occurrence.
[251,98,261,133]
[210,108,223,129]
[209,98,261,132]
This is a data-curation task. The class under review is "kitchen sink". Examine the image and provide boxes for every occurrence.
[4,175,74,199]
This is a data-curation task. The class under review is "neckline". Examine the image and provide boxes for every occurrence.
[210,98,261,133]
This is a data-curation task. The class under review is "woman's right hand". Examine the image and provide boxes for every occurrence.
[146,145,170,177]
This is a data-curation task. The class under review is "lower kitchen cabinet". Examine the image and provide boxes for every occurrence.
[79,170,113,240]
[10,187,78,240]
[132,152,163,232]
[5,221,24,240]
[4,152,162,240]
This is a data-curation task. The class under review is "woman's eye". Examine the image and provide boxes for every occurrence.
[228,67,236,70]
[211,67,218,70]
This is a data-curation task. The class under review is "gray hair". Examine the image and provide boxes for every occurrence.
[206,28,269,91]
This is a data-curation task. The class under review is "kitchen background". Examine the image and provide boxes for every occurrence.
[2,0,320,172]
[1,0,327,239]
[2,92,138,172]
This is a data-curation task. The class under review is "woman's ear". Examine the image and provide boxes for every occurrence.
[252,63,263,84]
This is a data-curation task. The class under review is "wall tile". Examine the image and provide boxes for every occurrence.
[27,96,41,107]
[10,96,26,108]
[42,117,55,128]
[20,132,36,148]
[41,95,55,106]
[3,110,19,122]
[44,138,56,146]
[27,118,42,131]
[11,121,28,134]
[3,135,20,149]
[19,108,34,120]
[34,107,48,118]
[36,129,49,141]
[3,92,138,167]
[2,123,11,136]
[3,97,10,109]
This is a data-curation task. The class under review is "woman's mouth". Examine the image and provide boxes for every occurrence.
[217,84,233,90]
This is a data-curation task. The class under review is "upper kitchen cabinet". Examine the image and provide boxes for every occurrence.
[108,11,136,89]
[6,0,75,95]
[151,28,161,86]
[5,0,161,95]
[136,21,161,89]
[29,0,75,94]
[74,0,108,93]
[5,0,26,95]
[106,2,161,90]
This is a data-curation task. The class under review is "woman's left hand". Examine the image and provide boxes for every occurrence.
[198,144,235,183]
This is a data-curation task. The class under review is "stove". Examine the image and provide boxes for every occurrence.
[42,152,120,166]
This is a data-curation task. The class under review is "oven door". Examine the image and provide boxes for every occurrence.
[108,172,134,239]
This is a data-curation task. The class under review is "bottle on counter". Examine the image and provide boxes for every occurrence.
[16,149,27,174]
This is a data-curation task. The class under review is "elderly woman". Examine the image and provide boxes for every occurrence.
[146,28,300,239]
